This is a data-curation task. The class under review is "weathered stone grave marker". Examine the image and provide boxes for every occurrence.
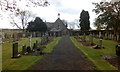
[99,31,102,38]
[117,34,119,41]
[26,46,31,54]
[89,33,93,45]
[12,42,21,58]
[83,33,86,41]
[99,39,102,48]
[22,45,27,55]
[105,33,108,39]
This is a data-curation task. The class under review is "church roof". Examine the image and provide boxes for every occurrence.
[45,18,68,32]
[50,28,61,32]
[45,22,54,28]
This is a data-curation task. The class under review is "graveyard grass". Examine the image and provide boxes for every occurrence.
[70,36,119,70]
[42,37,61,53]
[2,37,61,70]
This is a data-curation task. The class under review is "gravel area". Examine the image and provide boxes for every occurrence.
[27,36,94,70]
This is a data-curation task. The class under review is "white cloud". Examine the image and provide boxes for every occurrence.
[0,0,103,29]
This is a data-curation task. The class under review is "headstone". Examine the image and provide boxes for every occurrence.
[29,35,32,50]
[105,33,107,39]
[12,42,21,58]
[116,45,120,56]
[13,33,17,42]
[112,34,114,40]
[99,31,102,38]
[117,34,119,41]
[26,46,31,53]
[99,39,102,48]
[83,33,86,41]
[22,45,27,55]
[89,34,93,45]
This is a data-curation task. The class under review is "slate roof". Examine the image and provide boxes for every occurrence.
[45,18,68,32]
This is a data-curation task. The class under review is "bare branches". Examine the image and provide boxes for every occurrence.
[0,0,49,30]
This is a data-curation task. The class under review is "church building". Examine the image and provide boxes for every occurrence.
[46,13,69,36]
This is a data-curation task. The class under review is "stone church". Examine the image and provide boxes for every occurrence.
[45,14,69,36]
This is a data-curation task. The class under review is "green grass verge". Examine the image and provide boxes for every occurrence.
[70,36,118,70]
[2,37,61,70]
[85,36,119,55]
[42,37,61,53]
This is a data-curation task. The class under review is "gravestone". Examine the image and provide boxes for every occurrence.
[33,43,37,50]
[99,39,102,48]
[89,34,93,45]
[22,45,27,55]
[112,34,114,40]
[29,35,32,50]
[117,34,119,41]
[12,42,21,58]
[13,33,17,42]
[26,46,31,53]
[105,33,108,39]
[99,32,102,38]
[83,33,86,41]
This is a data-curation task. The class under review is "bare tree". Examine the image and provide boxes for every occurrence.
[0,0,49,30]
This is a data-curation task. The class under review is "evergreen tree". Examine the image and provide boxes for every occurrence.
[79,10,90,30]
[26,17,48,32]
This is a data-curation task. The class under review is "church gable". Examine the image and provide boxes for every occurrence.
[52,18,68,30]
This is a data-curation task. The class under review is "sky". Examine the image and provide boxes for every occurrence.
[0,0,117,29]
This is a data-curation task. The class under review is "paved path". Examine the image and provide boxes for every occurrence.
[27,36,93,70]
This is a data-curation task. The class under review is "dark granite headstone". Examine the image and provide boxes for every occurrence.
[12,42,21,58]
[26,46,31,53]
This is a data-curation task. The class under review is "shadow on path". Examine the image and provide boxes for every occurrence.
[27,36,93,70]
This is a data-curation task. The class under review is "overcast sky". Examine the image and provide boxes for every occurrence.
[0,0,116,29]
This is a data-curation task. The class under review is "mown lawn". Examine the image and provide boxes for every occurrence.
[2,37,61,70]
[70,36,119,70]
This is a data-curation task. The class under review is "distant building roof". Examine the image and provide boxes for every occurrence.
[45,22,54,28]
[50,28,62,32]
[45,18,68,32]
